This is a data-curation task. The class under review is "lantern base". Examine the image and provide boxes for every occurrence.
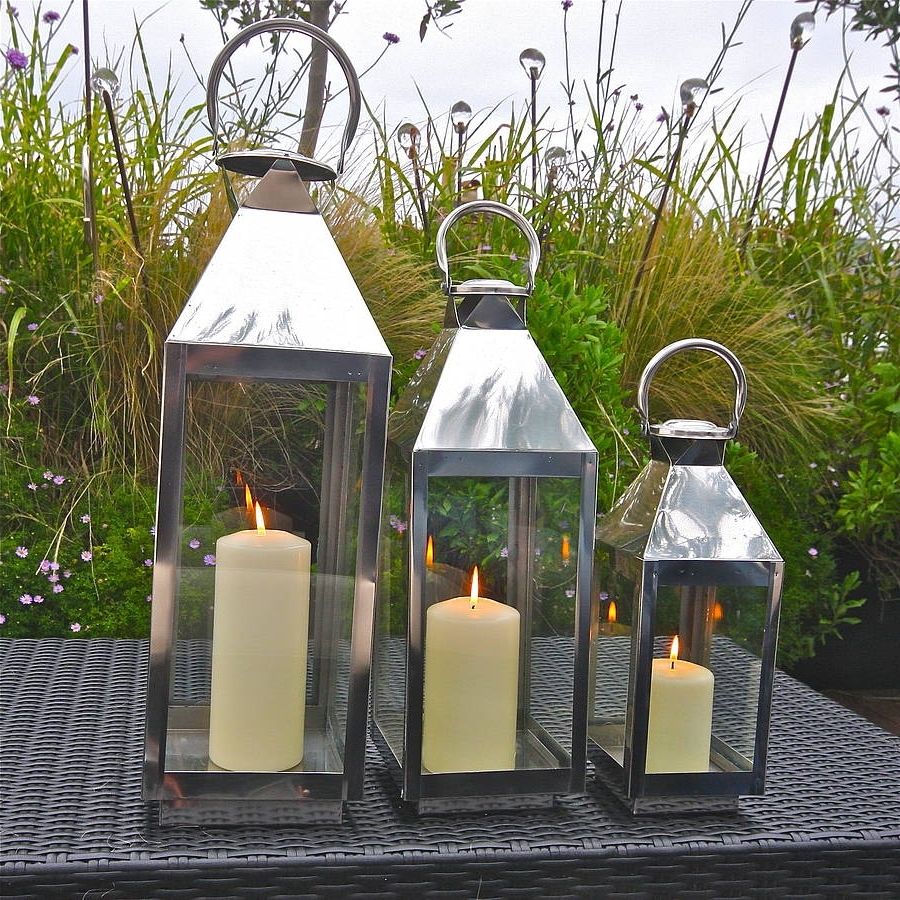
[156,798,344,827]
[415,794,556,815]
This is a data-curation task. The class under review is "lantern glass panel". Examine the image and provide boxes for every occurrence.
[163,377,366,775]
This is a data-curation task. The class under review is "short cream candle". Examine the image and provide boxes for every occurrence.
[645,636,714,774]
[422,568,520,773]
[208,505,311,772]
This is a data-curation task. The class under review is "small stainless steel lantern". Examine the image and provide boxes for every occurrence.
[372,201,599,812]
[588,339,783,814]
[143,20,391,825]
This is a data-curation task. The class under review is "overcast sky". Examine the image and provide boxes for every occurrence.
[8,0,897,174]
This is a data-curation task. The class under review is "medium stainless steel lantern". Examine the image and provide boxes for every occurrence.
[588,339,783,814]
[373,201,599,812]
[143,20,391,825]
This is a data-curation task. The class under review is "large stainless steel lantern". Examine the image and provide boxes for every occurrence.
[373,201,599,812]
[143,20,391,825]
[589,339,783,813]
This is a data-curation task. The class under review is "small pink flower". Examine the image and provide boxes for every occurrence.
[81,550,93,562]
[203,554,216,566]
[143,558,153,567]
[18,594,33,605]
[149,526,156,536]
[26,322,38,331]
[0,614,6,625]
[43,470,53,480]
[48,573,59,583]
[70,622,82,633]
[33,595,44,604]
[188,538,200,550]
[39,559,51,573]
[808,547,819,558]
[49,561,59,571]
[80,514,91,523]
[52,474,65,485]
[93,293,104,304]
[25,394,40,405]
[62,570,72,579]
[809,462,818,469]
[413,348,427,360]
[52,583,63,593]
[500,547,509,559]
[599,591,609,601]
[565,589,576,599]
[27,482,38,491]
[15,546,28,558]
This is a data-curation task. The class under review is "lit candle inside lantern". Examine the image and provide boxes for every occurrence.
[645,636,714,773]
[208,499,312,771]
[422,566,520,773]
[560,533,571,564]
[597,599,631,637]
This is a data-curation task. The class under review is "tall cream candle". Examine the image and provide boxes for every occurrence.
[422,568,520,773]
[208,510,311,772]
[645,636,714,773]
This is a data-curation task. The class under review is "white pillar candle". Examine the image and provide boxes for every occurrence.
[208,521,311,772]
[422,569,520,773]
[645,637,714,773]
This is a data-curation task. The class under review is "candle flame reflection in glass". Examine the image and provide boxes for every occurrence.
[470,566,479,609]
[426,535,434,567]
[244,483,253,515]
[712,600,724,622]
[670,635,679,669]
[255,501,266,535]
[608,600,617,624]
[561,533,571,562]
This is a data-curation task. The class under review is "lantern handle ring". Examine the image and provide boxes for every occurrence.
[435,201,541,296]
[206,18,361,179]
[637,338,747,438]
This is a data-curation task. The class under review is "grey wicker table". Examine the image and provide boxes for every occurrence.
[2,639,899,898]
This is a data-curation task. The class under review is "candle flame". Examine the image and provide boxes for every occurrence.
[426,535,434,567]
[712,600,724,622]
[608,600,617,624]
[670,635,679,669]
[561,533,571,562]
[244,483,253,514]
[470,566,479,609]
[255,501,266,535]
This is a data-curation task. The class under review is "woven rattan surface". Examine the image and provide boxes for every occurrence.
[2,639,899,898]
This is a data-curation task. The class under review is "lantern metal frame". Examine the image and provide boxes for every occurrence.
[588,339,784,814]
[373,201,599,812]
[143,20,391,825]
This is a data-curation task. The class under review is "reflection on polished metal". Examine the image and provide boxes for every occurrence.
[144,20,391,826]
[589,339,784,814]
[373,201,598,813]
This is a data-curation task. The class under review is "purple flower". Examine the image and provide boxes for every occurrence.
[143,558,153,567]
[80,514,90,523]
[413,348,427,360]
[62,570,71,579]
[80,550,93,562]
[630,93,638,101]
[203,554,216,566]
[39,559,51,573]
[388,514,407,534]
[561,0,573,9]
[43,470,53,480]
[635,102,644,111]
[0,614,6,625]
[18,594,33,605]
[808,547,819,558]
[875,106,890,117]
[188,538,200,550]
[52,583,63,593]
[67,44,78,55]
[500,546,509,559]
[383,31,399,44]
[42,10,60,23]
[27,482,37,491]
[565,589,576,599]
[33,595,44,604]
[49,561,59,571]
[26,322,37,331]
[5,47,27,70]
[787,311,797,320]
[25,394,40,405]
[15,546,28,558]
[149,525,156,536]
[48,573,59,583]
[52,474,65,485]
[70,622,82,633]
[93,293,104,304]
[656,110,669,123]
[599,591,609,601]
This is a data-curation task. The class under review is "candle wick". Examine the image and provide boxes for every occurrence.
[670,659,675,670]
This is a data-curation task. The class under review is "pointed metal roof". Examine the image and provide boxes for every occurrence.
[167,167,389,358]
[390,324,595,455]
[599,460,781,563]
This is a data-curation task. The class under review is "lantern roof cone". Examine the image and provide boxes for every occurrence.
[390,201,594,458]
[167,165,388,358]
[598,339,781,563]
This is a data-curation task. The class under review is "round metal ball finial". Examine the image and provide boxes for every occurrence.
[397,122,420,152]
[450,100,472,135]
[790,12,815,50]
[90,67,119,99]
[518,47,546,81]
